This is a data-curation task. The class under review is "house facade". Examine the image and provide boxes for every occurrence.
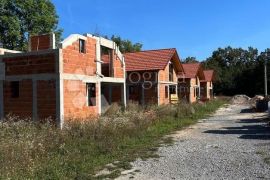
[0,33,126,127]
[178,63,205,103]
[200,70,214,100]
[125,48,184,105]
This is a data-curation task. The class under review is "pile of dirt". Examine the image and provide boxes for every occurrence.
[231,95,251,104]
[250,95,265,109]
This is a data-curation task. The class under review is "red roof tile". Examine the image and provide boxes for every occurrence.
[203,70,214,81]
[180,63,201,78]
[125,48,181,71]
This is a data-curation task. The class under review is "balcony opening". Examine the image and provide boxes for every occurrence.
[87,83,96,106]
[101,46,114,77]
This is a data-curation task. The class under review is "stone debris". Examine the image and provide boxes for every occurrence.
[231,95,251,105]
[250,95,265,109]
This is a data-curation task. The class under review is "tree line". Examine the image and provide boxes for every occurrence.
[184,47,270,97]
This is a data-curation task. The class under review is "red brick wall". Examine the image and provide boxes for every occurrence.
[158,63,177,83]
[158,64,177,105]
[63,80,99,120]
[113,55,124,78]
[190,78,198,103]
[62,37,97,76]
[3,80,57,120]
[159,84,170,104]
[62,37,124,78]
[30,34,52,51]
[3,53,56,75]
[37,80,56,119]
[4,80,33,118]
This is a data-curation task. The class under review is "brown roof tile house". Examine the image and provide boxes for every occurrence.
[178,63,205,103]
[200,70,215,100]
[125,48,184,105]
[0,33,126,128]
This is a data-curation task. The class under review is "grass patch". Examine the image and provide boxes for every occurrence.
[257,150,270,165]
[0,99,226,179]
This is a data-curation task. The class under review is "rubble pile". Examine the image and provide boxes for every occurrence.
[249,95,264,109]
[231,94,269,112]
[231,95,251,105]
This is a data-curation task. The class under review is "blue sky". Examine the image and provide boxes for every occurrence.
[52,0,270,60]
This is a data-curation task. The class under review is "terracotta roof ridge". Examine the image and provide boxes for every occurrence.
[124,48,176,54]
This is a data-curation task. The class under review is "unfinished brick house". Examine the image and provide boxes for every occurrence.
[0,33,126,127]
[125,48,184,105]
[178,63,205,103]
[200,70,214,100]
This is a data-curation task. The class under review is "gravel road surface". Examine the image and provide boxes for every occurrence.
[117,104,270,180]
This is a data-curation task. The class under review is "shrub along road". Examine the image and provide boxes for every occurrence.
[117,104,270,179]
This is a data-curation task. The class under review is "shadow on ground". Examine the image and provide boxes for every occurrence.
[204,108,270,140]
[240,108,254,113]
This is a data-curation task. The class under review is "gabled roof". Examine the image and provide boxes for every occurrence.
[203,70,214,82]
[124,48,183,72]
[180,63,203,78]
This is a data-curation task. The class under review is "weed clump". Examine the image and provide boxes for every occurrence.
[0,99,225,179]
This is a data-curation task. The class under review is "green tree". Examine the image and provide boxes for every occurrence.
[111,35,142,53]
[0,0,62,50]
[182,56,199,63]
[203,46,259,96]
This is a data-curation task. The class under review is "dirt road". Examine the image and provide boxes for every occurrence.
[117,104,270,180]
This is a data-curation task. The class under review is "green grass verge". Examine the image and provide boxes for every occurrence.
[0,99,226,179]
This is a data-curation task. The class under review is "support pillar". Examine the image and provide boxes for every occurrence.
[56,76,64,129]
[98,81,102,114]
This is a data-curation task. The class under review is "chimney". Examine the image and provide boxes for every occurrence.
[28,33,55,51]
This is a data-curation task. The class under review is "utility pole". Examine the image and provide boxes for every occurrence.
[265,51,268,97]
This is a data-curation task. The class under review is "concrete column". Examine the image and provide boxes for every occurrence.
[56,76,64,129]
[0,81,3,120]
[56,49,64,129]
[96,38,102,75]
[98,81,102,114]
[32,80,37,120]
[123,83,127,107]
[121,83,127,107]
